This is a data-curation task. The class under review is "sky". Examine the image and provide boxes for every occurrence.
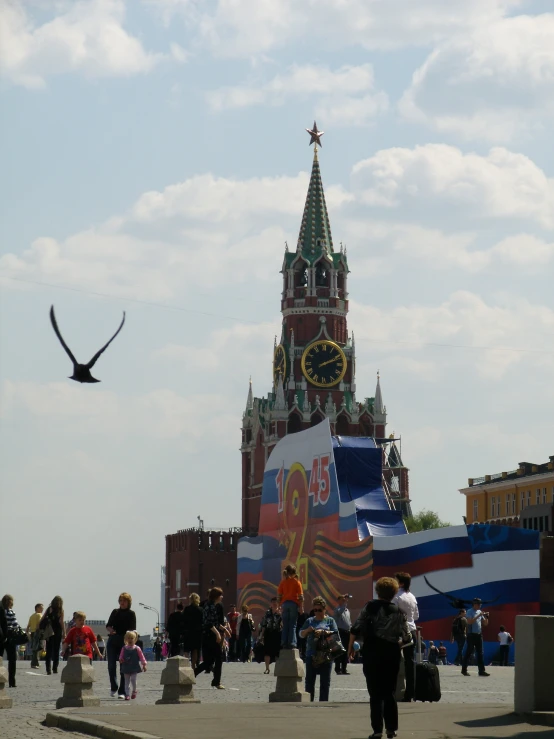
[0,0,553,634]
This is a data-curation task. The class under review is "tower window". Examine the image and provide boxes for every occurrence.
[287,414,303,434]
[315,262,328,287]
[335,414,349,436]
[310,413,325,427]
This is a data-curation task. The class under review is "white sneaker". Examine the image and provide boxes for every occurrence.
[110,691,118,697]
[118,694,125,700]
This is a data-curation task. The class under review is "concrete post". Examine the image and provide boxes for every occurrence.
[514,615,554,714]
[156,656,200,704]
[269,648,310,702]
[56,655,100,708]
[0,657,13,709]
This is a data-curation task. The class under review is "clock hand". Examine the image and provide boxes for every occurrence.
[319,356,341,367]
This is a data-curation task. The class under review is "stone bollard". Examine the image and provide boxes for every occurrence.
[0,657,13,709]
[156,656,200,704]
[514,615,554,715]
[269,648,310,702]
[56,655,100,708]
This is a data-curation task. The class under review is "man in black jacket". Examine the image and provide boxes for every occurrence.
[166,603,185,657]
[349,577,411,739]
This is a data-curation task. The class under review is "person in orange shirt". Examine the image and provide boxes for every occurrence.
[277,564,304,649]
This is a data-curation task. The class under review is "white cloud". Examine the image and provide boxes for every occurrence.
[350,291,554,379]
[0,0,163,87]
[150,0,520,57]
[399,13,554,141]
[1,380,237,444]
[207,63,388,124]
[491,233,554,266]
[352,144,554,229]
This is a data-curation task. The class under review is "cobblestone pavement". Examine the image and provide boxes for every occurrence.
[0,660,516,738]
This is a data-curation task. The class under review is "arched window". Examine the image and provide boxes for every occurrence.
[287,413,303,434]
[315,262,328,287]
[295,262,308,287]
[359,415,374,437]
[335,414,349,436]
[310,413,325,428]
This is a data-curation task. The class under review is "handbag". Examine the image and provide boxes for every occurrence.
[42,622,54,640]
[312,628,346,667]
[8,627,29,646]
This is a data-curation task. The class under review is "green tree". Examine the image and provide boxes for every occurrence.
[404,509,452,533]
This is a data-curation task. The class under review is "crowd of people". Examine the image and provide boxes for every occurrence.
[1,572,512,737]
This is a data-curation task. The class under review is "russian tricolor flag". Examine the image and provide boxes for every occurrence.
[372,524,473,579]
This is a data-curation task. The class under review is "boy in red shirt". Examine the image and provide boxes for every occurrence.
[63,611,103,663]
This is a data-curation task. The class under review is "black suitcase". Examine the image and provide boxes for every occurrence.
[414,662,441,702]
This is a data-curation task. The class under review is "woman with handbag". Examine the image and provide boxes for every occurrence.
[1,594,27,687]
[299,596,340,702]
[41,595,66,675]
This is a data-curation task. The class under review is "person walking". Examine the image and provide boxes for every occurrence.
[63,612,103,663]
[226,604,239,662]
[119,631,147,700]
[450,608,467,666]
[392,572,418,702]
[349,577,411,739]
[183,593,203,670]
[299,596,339,702]
[259,597,282,673]
[277,564,304,649]
[333,594,351,676]
[153,637,163,662]
[166,602,185,657]
[438,642,447,665]
[1,595,20,687]
[194,587,226,689]
[40,596,65,676]
[461,597,490,677]
[428,641,439,665]
[497,626,513,666]
[27,603,44,669]
[106,593,136,698]
[236,605,255,663]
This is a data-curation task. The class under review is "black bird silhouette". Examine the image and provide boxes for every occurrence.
[49,305,125,383]
[423,576,499,610]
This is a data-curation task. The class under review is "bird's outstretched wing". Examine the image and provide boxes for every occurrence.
[50,305,77,365]
[86,312,126,368]
[423,576,471,607]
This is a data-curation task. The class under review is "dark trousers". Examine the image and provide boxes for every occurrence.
[195,635,223,686]
[305,659,332,701]
[363,650,401,735]
[454,637,465,665]
[462,633,485,674]
[30,632,41,667]
[45,633,62,674]
[107,635,125,694]
[169,636,181,657]
[237,635,251,662]
[499,644,510,666]
[228,634,237,661]
[334,629,350,673]
[4,642,17,686]
[402,631,417,700]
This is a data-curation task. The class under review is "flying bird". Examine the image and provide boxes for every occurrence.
[423,576,499,610]
[49,305,125,383]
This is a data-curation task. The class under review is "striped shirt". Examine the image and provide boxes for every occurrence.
[6,609,19,631]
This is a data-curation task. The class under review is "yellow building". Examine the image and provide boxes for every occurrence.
[460,456,554,530]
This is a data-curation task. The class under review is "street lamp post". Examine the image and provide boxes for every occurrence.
[139,602,161,638]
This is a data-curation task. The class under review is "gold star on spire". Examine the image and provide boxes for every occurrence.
[306,121,324,147]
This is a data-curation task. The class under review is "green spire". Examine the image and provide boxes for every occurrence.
[297,147,334,259]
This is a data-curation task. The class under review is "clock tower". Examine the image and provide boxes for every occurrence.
[241,124,411,535]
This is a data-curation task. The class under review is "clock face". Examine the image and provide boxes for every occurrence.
[301,340,347,388]
[273,344,288,385]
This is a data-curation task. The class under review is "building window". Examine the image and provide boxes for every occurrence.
[543,488,547,504]
[175,569,181,592]
[520,491,525,511]
[534,517,538,530]
[506,496,510,516]
[536,489,541,505]
[512,494,516,514]
[527,491,531,507]
[491,497,495,518]
[473,499,478,522]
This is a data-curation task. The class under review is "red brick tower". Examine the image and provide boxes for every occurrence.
[241,125,411,535]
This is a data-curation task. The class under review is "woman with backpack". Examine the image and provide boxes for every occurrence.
[299,596,339,702]
[349,577,411,739]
